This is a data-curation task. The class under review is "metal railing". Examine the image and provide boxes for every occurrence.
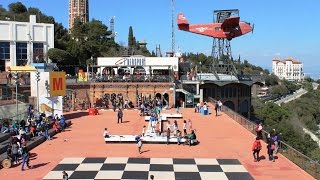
[66,75,174,84]
[208,97,320,179]
[0,111,28,125]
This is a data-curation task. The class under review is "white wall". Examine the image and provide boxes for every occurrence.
[0,15,54,67]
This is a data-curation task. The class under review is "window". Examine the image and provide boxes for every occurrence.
[33,43,44,63]
[16,43,28,66]
[0,42,10,60]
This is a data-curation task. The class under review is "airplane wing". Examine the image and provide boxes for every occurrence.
[221,17,240,31]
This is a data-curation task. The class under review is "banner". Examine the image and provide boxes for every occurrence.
[78,70,88,82]
[50,72,66,97]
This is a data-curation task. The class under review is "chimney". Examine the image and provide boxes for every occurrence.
[29,15,37,23]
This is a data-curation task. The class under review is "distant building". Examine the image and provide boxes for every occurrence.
[69,0,89,30]
[272,58,304,81]
[0,15,54,70]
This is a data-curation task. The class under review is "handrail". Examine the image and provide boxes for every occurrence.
[207,97,320,179]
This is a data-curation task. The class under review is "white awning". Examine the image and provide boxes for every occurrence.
[151,66,171,70]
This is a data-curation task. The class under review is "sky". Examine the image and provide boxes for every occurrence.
[1,0,320,76]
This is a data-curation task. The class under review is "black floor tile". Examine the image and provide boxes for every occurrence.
[149,164,174,171]
[127,157,150,164]
[225,172,254,180]
[197,165,223,172]
[173,158,196,164]
[217,159,241,165]
[100,163,126,171]
[121,171,149,179]
[52,164,79,171]
[174,172,201,180]
[69,171,98,179]
[82,157,106,163]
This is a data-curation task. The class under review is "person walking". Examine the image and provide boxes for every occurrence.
[215,102,219,116]
[136,135,143,154]
[267,140,276,162]
[117,109,123,123]
[21,143,32,171]
[255,123,263,140]
[252,137,262,162]
[166,128,170,145]
[173,120,178,136]
[183,120,187,135]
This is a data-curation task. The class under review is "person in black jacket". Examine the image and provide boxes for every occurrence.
[21,144,32,171]
[117,109,123,123]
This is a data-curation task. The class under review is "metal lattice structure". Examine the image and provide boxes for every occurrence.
[210,9,240,77]
[109,16,116,39]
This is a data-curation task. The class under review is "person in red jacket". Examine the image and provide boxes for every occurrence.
[252,137,262,162]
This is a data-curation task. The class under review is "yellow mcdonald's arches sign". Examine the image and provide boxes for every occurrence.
[78,72,88,82]
[50,72,66,97]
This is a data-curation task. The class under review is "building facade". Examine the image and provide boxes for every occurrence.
[69,0,89,30]
[96,56,179,77]
[0,15,54,70]
[272,58,304,81]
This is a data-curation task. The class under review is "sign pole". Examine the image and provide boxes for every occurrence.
[15,73,18,120]
[36,71,40,113]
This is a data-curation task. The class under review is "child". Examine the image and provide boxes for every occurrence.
[151,121,156,133]
[62,171,68,180]
[188,119,193,131]
[137,138,143,154]
[103,128,109,138]
[142,125,146,137]
[183,120,187,135]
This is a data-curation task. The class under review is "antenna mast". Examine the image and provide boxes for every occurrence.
[171,0,175,55]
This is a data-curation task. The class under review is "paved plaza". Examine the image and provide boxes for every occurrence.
[0,106,314,180]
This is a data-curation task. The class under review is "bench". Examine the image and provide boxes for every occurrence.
[161,113,183,118]
[0,133,11,143]
[104,134,186,144]
[144,116,167,121]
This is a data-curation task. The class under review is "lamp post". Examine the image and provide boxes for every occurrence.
[13,73,19,120]
[199,61,202,80]
[35,71,40,113]
[91,56,94,80]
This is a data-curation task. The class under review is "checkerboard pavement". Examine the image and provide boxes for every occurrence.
[43,157,254,180]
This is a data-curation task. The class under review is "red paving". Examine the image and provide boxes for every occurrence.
[0,107,314,180]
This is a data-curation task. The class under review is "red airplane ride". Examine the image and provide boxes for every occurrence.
[177,12,253,41]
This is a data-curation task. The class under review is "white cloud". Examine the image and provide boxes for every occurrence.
[274,52,281,56]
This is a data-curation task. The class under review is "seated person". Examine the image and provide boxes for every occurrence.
[53,120,60,133]
[103,128,110,138]
[59,115,66,130]
[1,125,9,133]
[188,130,197,146]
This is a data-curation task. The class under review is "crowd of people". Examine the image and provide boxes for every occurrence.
[253,123,281,162]
[1,105,68,170]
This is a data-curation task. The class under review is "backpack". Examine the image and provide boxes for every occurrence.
[271,144,275,150]
[255,141,262,150]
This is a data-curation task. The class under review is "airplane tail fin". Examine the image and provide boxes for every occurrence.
[177,12,189,30]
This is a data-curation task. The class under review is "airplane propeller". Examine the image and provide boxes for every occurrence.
[252,23,255,34]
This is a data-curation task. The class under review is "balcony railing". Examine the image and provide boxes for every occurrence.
[208,97,320,179]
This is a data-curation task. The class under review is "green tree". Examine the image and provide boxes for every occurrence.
[265,74,279,86]
[271,85,289,97]
[128,26,134,47]
[47,48,73,63]
[8,2,27,14]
